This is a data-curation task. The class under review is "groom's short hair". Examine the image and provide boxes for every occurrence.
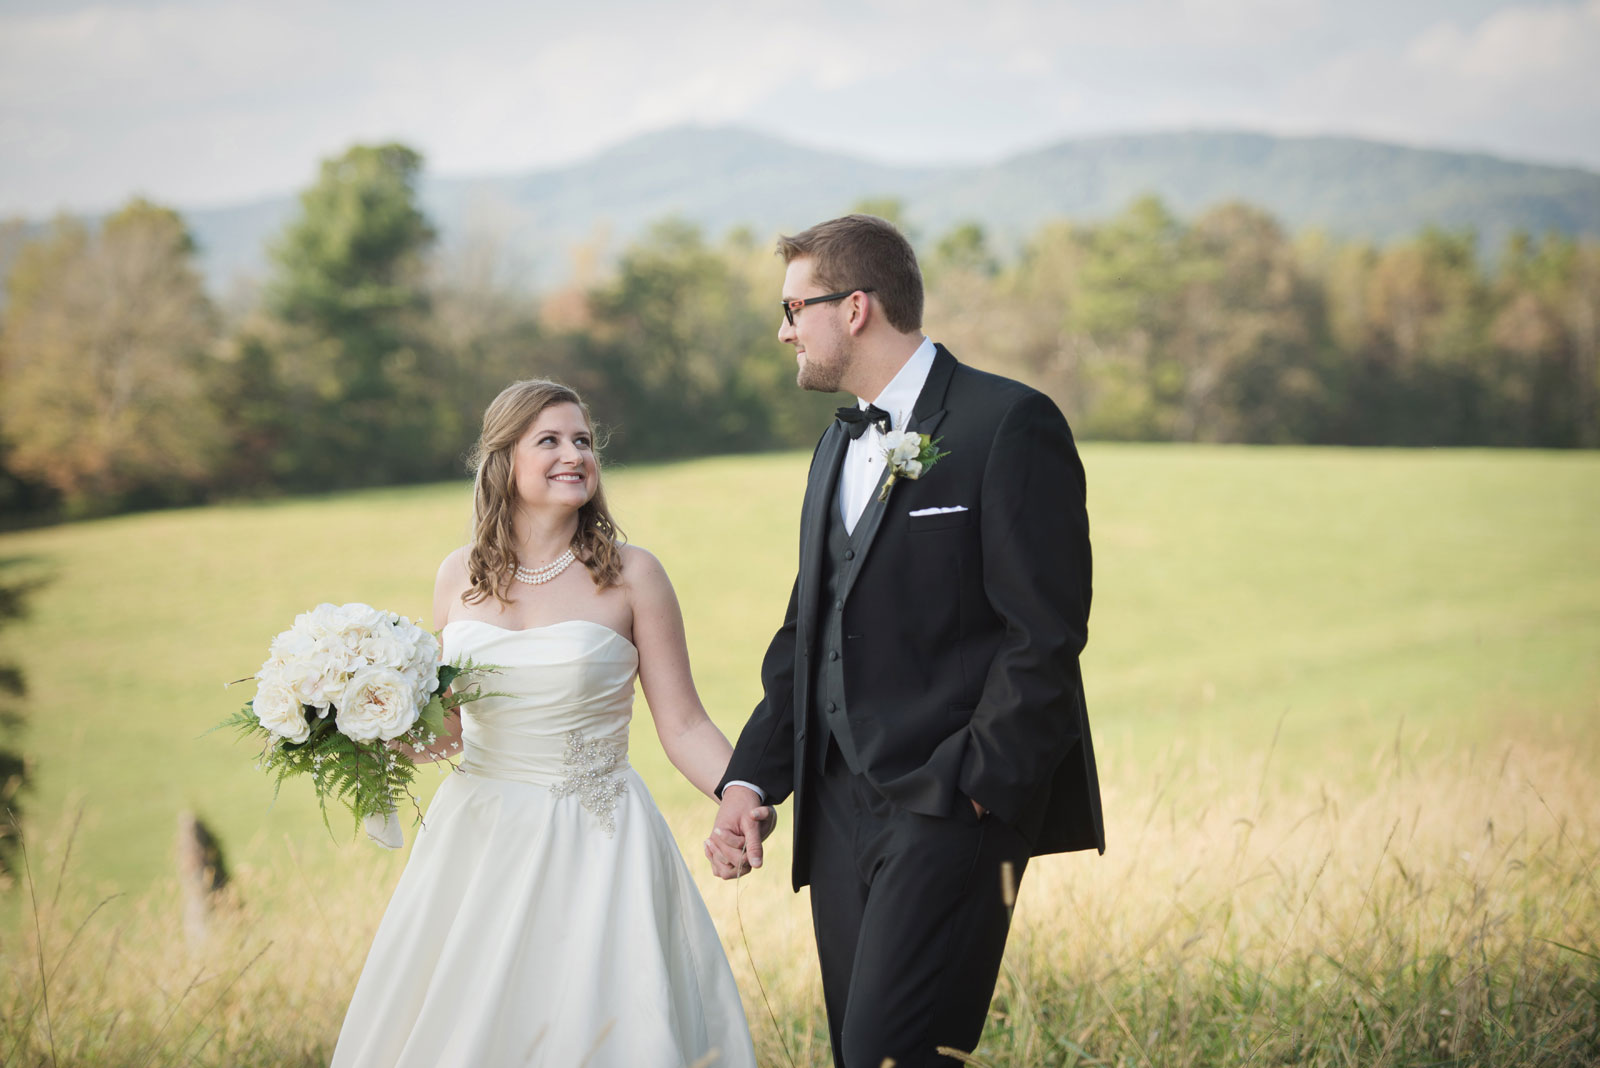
[777,215,923,333]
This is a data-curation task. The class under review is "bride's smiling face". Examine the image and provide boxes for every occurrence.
[511,402,597,512]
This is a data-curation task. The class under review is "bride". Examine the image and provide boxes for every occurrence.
[331,379,762,1067]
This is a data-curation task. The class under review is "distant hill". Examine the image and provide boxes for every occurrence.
[915,130,1600,251]
[21,126,1600,294]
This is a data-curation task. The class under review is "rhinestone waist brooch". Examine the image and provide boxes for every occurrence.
[550,730,628,836]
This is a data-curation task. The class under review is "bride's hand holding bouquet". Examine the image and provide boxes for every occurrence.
[220,601,496,840]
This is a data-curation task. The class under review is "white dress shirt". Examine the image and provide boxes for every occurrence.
[838,335,937,533]
[723,337,938,805]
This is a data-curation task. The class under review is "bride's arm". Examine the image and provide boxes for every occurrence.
[627,547,734,801]
[387,549,470,764]
[388,710,464,764]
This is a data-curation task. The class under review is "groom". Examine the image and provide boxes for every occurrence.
[707,214,1103,1067]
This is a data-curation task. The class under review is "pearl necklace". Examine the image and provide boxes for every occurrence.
[514,548,577,585]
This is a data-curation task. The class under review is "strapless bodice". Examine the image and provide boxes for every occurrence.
[441,619,638,788]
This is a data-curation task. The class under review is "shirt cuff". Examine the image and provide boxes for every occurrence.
[723,780,766,802]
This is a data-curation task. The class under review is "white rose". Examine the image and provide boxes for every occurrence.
[336,666,421,742]
[255,661,288,689]
[254,681,311,744]
[265,626,315,666]
[332,607,374,650]
[297,605,368,671]
[403,628,441,698]
[885,430,922,464]
[343,603,390,631]
[408,628,439,664]
[409,663,441,703]
[279,650,347,710]
[901,458,924,479]
[357,625,412,671]
[293,603,347,642]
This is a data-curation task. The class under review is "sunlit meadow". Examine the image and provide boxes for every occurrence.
[1,445,1597,1065]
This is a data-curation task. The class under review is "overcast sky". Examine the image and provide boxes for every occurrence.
[2,0,1597,217]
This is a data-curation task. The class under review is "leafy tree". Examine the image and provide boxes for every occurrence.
[252,143,445,487]
[585,220,825,458]
[1071,196,1197,439]
[849,197,919,243]
[1562,242,1600,448]
[1178,202,1325,442]
[930,221,999,280]
[0,219,28,315]
[1354,228,1490,444]
[0,200,220,512]
[1491,233,1600,447]
[985,222,1095,423]
[423,230,554,454]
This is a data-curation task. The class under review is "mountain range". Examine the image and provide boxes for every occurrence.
[26,126,1600,293]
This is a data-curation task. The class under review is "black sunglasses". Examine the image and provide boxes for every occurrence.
[780,288,874,327]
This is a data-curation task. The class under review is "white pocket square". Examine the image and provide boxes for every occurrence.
[908,505,968,516]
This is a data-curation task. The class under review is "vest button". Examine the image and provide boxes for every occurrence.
[828,650,840,661]
[844,549,855,560]
[826,702,837,714]
[834,599,844,611]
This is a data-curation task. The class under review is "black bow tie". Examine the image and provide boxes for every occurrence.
[835,404,893,439]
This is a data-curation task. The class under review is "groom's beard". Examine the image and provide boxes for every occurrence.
[795,321,852,394]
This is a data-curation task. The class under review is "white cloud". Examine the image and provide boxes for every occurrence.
[1276,1,1600,163]
[1409,0,1600,79]
[0,0,1596,216]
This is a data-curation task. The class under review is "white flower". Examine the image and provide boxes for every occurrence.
[293,603,348,641]
[277,656,320,703]
[877,431,948,501]
[276,651,344,710]
[337,666,421,742]
[400,626,441,699]
[265,625,315,665]
[357,624,413,671]
[409,665,441,703]
[342,603,391,632]
[254,682,311,744]
[883,430,923,464]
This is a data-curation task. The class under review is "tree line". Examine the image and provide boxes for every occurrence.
[1,142,1595,522]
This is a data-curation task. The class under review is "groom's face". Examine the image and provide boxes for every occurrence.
[781,256,852,394]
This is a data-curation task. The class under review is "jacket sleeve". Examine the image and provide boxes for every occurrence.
[717,574,801,805]
[959,390,1092,823]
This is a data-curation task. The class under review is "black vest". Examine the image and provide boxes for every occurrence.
[812,496,868,772]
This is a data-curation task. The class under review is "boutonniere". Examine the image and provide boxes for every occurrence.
[879,429,951,502]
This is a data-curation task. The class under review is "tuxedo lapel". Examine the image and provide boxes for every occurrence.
[909,344,957,441]
[798,424,849,646]
[835,346,959,607]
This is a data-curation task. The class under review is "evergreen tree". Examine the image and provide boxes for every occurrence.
[258,143,444,487]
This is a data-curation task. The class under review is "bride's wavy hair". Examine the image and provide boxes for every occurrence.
[463,379,625,606]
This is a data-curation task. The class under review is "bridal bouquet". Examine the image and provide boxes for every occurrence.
[220,602,493,836]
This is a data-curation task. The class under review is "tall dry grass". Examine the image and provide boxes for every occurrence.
[974,734,1600,1067]
[3,731,1596,1067]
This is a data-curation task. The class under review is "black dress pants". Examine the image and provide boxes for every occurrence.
[805,739,1032,1068]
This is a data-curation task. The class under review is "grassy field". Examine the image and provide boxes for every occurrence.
[1,444,1597,1065]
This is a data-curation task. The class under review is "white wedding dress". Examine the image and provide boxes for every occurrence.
[331,619,757,1068]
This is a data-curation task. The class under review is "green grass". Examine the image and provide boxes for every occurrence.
[1,445,1597,1066]
[0,444,1595,892]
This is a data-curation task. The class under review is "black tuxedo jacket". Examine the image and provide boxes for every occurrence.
[721,345,1103,890]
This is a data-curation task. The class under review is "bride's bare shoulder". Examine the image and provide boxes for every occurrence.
[436,545,472,586]
[617,544,669,587]
[433,547,474,627]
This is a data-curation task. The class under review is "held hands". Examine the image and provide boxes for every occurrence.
[705,784,776,879]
